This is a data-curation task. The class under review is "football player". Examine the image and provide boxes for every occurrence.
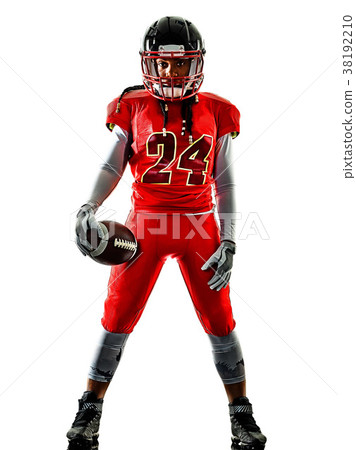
[67,16,267,450]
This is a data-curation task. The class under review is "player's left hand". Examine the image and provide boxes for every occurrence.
[201,241,236,291]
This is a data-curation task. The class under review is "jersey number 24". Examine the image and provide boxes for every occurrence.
[141,132,213,185]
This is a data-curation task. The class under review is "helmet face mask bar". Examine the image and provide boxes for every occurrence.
[140,17,206,102]
[141,46,204,101]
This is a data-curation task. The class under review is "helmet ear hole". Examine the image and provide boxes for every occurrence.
[140,16,205,102]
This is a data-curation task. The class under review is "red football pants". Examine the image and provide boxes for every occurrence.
[101,211,236,336]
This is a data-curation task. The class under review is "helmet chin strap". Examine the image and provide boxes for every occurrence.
[161,85,186,99]
[154,82,196,102]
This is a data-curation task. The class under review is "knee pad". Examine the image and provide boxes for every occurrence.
[208,330,245,384]
[88,329,129,383]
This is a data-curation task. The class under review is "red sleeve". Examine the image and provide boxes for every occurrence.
[217,102,240,140]
[106,97,132,134]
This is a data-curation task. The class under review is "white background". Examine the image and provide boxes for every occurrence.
[0,1,355,449]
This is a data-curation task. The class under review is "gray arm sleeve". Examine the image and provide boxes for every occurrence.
[213,133,238,243]
[87,126,132,207]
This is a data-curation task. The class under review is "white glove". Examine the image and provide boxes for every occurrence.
[75,201,103,256]
[201,241,236,291]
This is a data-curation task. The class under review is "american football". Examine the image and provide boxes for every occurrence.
[88,220,137,266]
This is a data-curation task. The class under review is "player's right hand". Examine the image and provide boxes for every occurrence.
[75,201,103,256]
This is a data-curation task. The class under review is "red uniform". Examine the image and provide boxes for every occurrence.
[101,90,240,336]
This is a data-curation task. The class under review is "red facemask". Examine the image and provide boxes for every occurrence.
[141,48,204,102]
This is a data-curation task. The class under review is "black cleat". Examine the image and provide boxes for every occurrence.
[229,397,266,449]
[67,438,93,450]
[66,392,103,450]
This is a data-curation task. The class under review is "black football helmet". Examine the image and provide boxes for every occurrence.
[140,16,206,102]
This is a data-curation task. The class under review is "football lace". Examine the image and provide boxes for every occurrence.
[114,238,137,252]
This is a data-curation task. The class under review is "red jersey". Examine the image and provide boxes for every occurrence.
[106,90,240,213]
